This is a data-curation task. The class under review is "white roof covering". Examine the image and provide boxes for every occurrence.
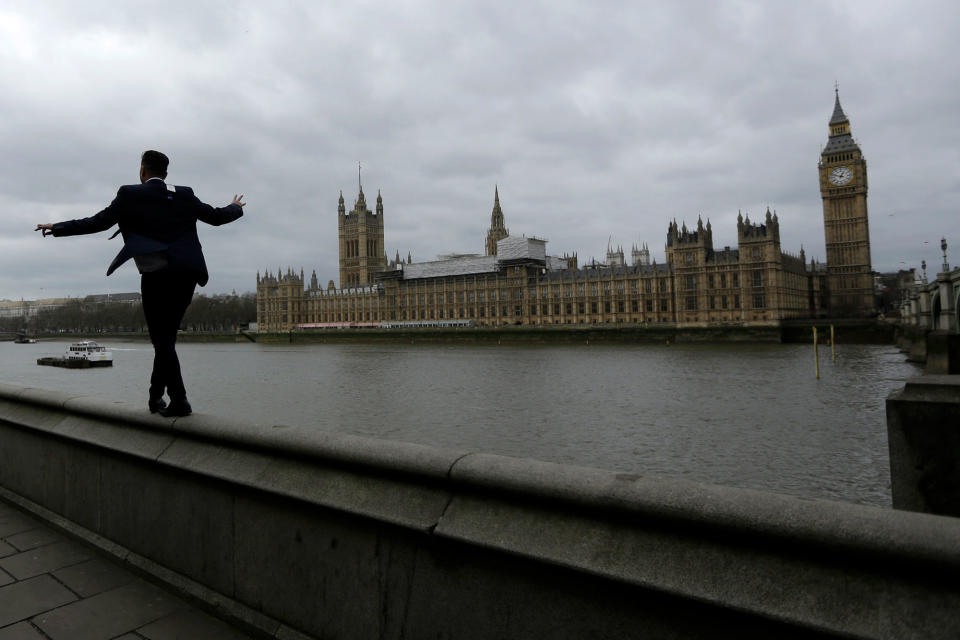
[546,255,568,270]
[497,236,546,261]
[399,236,567,281]
[403,254,498,280]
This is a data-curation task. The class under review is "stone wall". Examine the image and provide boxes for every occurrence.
[896,324,930,362]
[1,384,959,639]
[887,376,960,516]
[254,325,785,344]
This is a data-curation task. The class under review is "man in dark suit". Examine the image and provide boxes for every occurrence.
[35,150,245,416]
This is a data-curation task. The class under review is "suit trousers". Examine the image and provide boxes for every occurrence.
[141,270,196,401]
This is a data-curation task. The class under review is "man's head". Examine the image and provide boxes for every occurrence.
[140,150,169,183]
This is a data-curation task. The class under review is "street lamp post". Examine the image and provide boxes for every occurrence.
[942,237,949,273]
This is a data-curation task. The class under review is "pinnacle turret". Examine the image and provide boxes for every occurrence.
[486,185,509,256]
[491,185,504,225]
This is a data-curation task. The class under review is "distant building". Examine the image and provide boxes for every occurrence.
[0,298,72,319]
[631,243,651,267]
[0,293,141,319]
[819,89,875,315]
[337,187,386,288]
[82,292,141,305]
[257,91,873,331]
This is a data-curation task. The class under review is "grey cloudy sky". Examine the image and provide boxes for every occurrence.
[3,0,958,301]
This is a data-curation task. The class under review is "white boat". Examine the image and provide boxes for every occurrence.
[64,341,113,366]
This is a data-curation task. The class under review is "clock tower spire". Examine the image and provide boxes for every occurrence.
[819,88,874,316]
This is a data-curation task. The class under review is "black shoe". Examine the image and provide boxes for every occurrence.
[159,399,192,417]
[148,398,167,414]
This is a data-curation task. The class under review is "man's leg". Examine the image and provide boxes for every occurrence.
[141,271,196,404]
[141,272,169,403]
[162,272,197,402]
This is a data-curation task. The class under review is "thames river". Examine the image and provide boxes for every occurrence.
[1,338,921,507]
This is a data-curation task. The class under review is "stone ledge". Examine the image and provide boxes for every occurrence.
[900,374,960,400]
[444,452,960,570]
[0,383,464,481]
[5,384,960,567]
[2,383,960,639]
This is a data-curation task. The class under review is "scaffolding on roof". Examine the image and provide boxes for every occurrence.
[402,255,498,280]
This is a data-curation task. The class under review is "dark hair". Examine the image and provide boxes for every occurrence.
[141,150,169,177]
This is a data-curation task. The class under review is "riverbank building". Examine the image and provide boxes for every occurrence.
[819,89,874,315]
[257,92,872,331]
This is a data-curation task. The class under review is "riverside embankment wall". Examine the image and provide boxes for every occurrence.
[254,320,892,345]
[0,383,957,639]
[11,320,894,345]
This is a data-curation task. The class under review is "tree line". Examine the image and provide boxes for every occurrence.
[1,292,257,335]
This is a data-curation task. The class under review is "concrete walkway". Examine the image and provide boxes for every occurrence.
[0,499,259,640]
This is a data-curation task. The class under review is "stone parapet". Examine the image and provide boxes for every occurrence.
[887,375,960,517]
[926,331,960,374]
[1,383,959,639]
[896,324,930,362]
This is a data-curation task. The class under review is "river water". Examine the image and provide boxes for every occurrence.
[0,338,921,507]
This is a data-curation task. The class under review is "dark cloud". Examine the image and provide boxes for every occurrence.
[2,0,958,300]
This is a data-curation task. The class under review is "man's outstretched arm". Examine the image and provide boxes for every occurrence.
[193,193,246,226]
[35,192,124,238]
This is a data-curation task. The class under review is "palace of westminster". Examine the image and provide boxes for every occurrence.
[256,92,875,331]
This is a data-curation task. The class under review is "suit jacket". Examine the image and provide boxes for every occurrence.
[52,180,243,287]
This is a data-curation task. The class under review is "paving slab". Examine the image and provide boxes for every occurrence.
[0,500,267,640]
[0,513,37,538]
[32,579,189,640]
[52,556,137,598]
[0,540,91,580]
[0,504,20,519]
[0,621,47,640]
[4,527,62,552]
[0,575,77,628]
[138,609,258,640]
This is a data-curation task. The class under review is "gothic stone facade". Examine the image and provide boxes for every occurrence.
[257,206,825,331]
[258,92,871,331]
[820,90,874,315]
[338,187,386,288]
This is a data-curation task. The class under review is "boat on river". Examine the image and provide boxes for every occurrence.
[14,336,37,344]
[37,341,113,369]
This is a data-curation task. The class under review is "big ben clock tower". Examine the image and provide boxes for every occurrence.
[819,88,875,316]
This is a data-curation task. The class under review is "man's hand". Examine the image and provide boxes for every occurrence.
[232,194,246,208]
[34,224,53,237]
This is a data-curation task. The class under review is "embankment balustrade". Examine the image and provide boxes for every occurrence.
[0,383,958,639]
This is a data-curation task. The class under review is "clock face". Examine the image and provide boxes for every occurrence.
[829,166,853,186]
